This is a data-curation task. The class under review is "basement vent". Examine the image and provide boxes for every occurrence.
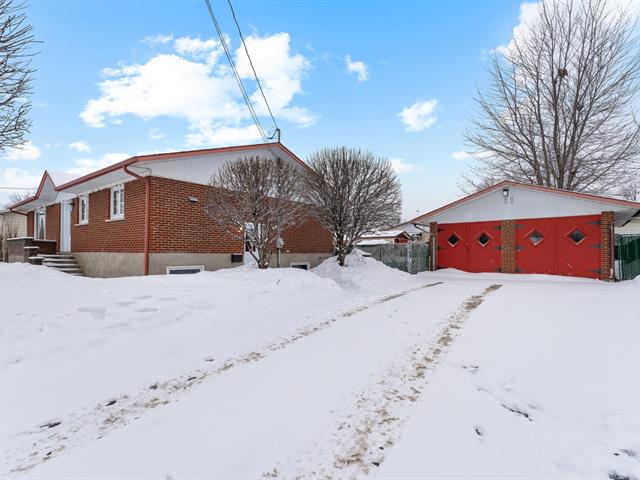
[231,253,244,263]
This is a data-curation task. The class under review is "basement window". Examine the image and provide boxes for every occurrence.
[527,230,544,246]
[447,233,461,247]
[290,262,310,270]
[568,228,586,245]
[166,265,204,275]
[477,232,492,247]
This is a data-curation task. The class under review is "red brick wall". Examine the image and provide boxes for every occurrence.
[148,177,333,254]
[280,216,334,254]
[45,203,60,245]
[429,221,438,271]
[26,211,34,237]
[500,220,517,273]
[71,179,146,252]
[601,211,614,281]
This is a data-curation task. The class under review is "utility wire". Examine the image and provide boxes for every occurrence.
[226,0,280,140]
[0,186,35,190]
[204,0,268,143]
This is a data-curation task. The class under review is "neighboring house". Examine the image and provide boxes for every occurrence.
[0,208,28,262]
[9,143,334,277]
[356,230,412,246]
[407,180,640,280]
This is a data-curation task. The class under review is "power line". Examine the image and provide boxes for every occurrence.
[203,0,268,143]
[226,0,280,141]
[0,186,35,190]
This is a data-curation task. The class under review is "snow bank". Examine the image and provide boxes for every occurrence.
[313,249,422,294]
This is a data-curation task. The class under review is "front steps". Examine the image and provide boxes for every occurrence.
[37,254,85,276]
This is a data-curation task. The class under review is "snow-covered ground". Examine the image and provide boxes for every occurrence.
[1,253,639,479]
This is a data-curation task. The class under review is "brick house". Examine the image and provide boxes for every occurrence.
[400,181,640,280]
[9,143,334,277]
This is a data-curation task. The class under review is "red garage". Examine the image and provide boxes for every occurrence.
[405,181,640,280]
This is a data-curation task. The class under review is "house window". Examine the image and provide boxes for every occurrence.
[166,265,204,275]
[79,195,89,224]
[447,233,461,247]
[110,184,124,219]
[568,228,586,244]
[34,208,46,239]
[477,232,492,247]
[244,223,263,253]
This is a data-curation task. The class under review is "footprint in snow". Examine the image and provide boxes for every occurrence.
[77,307,106,320]
[132,295,152,300]
[115,301,136,307]
[136,308,159,313]
[158,296,177,302]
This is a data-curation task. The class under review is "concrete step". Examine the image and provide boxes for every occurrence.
[50,267,82,273]
[40,254,75,259]
[38,253,84,276]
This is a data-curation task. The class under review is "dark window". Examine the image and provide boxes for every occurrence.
[527,230,544,245]
[568,229,586,244]
[231,253,244,263]
[477,232,491,246]
[447,233,460,246]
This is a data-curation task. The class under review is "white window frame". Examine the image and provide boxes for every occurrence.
[78,195,89,225]
[34,207,46,240]
[166,265,205,275]
[290,261,311,270]
[110,184,124,220]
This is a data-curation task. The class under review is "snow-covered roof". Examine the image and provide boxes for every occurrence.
[360,230,411,239]
[48,171,79,187]
[355,239,393,246]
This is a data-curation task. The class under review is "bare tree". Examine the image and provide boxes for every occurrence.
[0,0,35,153]
[7,189,31,206]
[303,147,402,267]
[205,155,306,269]
[464,0,640,194]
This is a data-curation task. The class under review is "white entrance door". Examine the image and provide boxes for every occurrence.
[60,201,72,252]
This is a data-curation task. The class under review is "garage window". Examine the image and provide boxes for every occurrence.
[477,232,492,246]
[527,230,544,246]
[568,228,586,244]
[447,233,461,246]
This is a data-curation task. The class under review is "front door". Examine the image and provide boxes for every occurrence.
[60,201,72,252]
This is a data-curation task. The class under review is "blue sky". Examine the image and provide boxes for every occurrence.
[1,0,526,218]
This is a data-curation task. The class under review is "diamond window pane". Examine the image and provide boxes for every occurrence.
[527,230,544,245]
[568,228,586,244]
[447,233,460,246]
[477,232,491,246]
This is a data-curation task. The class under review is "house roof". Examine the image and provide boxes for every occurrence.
[8,171,80,212]
[54,142,309,192]
[406,180,640,225]
[360,229,411,238]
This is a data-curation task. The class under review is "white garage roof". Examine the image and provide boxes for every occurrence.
[408,180,640,226]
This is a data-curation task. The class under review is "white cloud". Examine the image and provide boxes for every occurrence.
[186,125,262,147]
[389,158,418,174]
[0,167,41,206]
[142,33,174,46]
[66,153,130,176]
[495,1,640,58]
[495,2,541,57]
[451,150,472,161]
[148,128,164,140]
[345,55,369,82]
[81,32,314,146]
[69,140,91,153]
[4,142,41,161]
[399,99,438,132]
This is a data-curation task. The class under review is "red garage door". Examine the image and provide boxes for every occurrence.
[437,221,502,272]
[516,215,602,278]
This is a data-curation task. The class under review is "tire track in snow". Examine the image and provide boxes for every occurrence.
[265,284,502,479]
[1,281,443,477]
